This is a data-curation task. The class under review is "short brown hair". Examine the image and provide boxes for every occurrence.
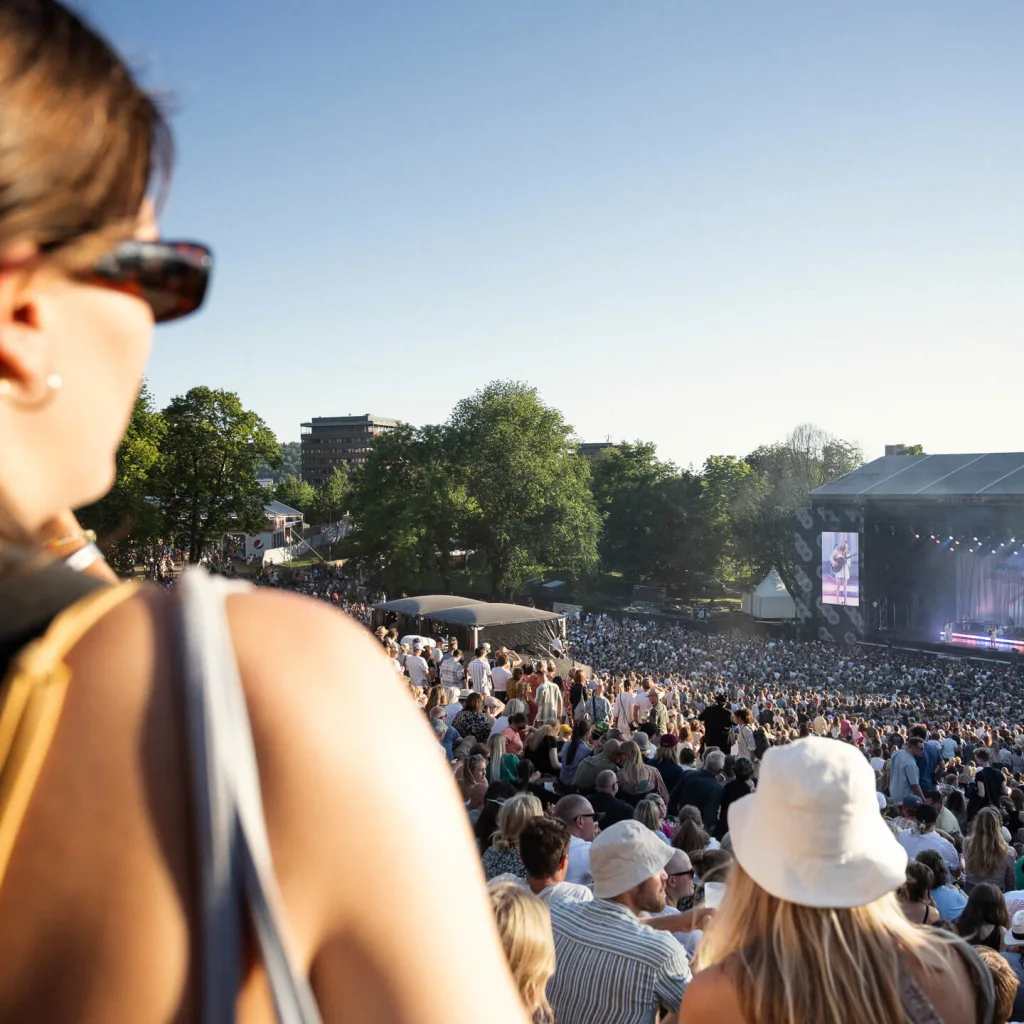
[975,946,1016,1024]
[0,1,171,266]
[518,817,570,879]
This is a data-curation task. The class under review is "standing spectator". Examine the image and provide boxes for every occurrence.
[965,807,1017,892]
[440,645,465,689]
[733,708,757,762]
[612,676,637,734]
[491,652,513,702]
[552,795,600,887]
[680,738,994,1024]
[647,690,669,736]
[518,817,594,906]
[547,820,693,1024]
[579,682,611,727]
[488,882,557,1023]
[535,673,564,724]
[889,735,926,806]
[467,646,494,696]
[699,693,734,753]
[668,749,726,830]
[970,748,1006,820]
[715,756,755,841]
[482,793,544,881]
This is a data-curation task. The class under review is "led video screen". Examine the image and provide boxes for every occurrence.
[822,531,859,606]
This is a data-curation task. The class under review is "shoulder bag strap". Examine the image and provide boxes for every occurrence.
[176,569,322,1024]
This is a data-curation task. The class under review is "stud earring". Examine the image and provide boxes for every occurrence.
[0,372,63,411]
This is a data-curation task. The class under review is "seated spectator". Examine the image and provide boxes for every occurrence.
[976,946,1019,1024]
[522,723,562,778]
[956,882,1010,951]
[897,804,962,878]
[553,794,601,887]
[897,861,940,926]
[473,781,518,851]
[587,770,636,828]
[618,740,669,805]
[680,738,995,1024]
[673,815,717,861]
[998,910,1024,1022]
[965,807,1017,892]
[546,820,693,1024]
[716,756,755,841]
[916,849,968,921]
[482,793,543,881]
[634,796,671,845]
[487,733,520,784]
[572,738,622,793]
[452,691,494,743]
[632,731,655,763]
[457,753,488,807]
[488,882,556,1023]
[518,817,594,905]
[558,721,593,790]
[653,734,686,792]
[668,749,725,831]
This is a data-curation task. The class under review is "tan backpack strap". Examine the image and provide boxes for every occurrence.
[0,583,137,887]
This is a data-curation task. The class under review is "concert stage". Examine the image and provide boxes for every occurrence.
[793,452,1024,646]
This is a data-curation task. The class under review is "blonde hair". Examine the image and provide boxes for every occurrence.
[697,864,957,1024]
[965,807,1008,879]
[488,732,508,784]
[634,796,664,832]
[491,793,543,854]
[489,882,555,1022]
[618,741,648,788]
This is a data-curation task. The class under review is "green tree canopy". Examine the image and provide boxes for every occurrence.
[156,387,280,562]
[273,475,316,514]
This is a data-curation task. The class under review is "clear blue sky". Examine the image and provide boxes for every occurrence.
[86,1,1023,468]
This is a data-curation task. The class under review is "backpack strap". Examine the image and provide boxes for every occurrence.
[0,582,137,888]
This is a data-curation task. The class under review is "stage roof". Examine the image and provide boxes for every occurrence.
[419,603,564,626]
[812,453,1024,502]
[375,595,480,615]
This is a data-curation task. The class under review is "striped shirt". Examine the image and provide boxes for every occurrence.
[548,898,691,1024]
[467,657,493,695]
[439,655,464,688]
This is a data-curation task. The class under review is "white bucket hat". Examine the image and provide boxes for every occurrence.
[729,737,907,908]
[590,820,675,899]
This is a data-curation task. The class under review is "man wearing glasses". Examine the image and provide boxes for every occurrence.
[553,794,601,887]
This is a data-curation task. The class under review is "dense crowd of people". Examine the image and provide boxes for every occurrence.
[376,610,1024,1022]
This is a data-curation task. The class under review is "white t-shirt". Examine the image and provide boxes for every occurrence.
[634,691,652,721]
[535,881,593,905]
[897,830,961,875]
[613,691,635,727]
[491,665,512,694]
[405,655,430,687]
[445,701,463,725]
[565,835,593,887]
[870,757,885,772]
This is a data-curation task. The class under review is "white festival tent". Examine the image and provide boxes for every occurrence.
[742,568,796,621]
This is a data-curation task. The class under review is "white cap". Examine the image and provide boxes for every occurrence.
[590,820,675,899]
[1006,910,1024,948]
[729,738,907,908]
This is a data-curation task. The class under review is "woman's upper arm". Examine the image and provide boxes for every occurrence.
[678,966,745,1022]
[227,590,527,1024]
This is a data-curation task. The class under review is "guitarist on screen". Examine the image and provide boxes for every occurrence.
[831,538,852,606]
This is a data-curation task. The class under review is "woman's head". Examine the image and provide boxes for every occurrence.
[492,792,543,853]
[0,1,206,539]
[899,861,933,903]
[618,740,644,784]
[733,757,755,783]
[425,685,447,711]
[966,806,1008,877]
[488,733,508,782]
[915,849,949,888]
[463,692,483,713]
[957,882,1009,939]
[633,796,664,832]
[488,882,555,1022]
[671,817,709,858]
[472,782,517,852]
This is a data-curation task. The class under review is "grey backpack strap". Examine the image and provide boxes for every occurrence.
[177,569,323,1024]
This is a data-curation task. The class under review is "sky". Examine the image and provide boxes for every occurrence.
[86,1,1023,469]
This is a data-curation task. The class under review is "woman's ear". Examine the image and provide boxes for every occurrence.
[0,261,49,397]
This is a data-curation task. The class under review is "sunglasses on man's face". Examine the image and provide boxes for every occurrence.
[78,240,213,323]
[670,870,695,878]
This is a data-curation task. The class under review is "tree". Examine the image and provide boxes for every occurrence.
[449,381,600,598]
[700,454,755,583]
[155,387,280,562]
[78,380,166,551]
[273,475,316,514]
[309,465,348,526]
[257,440,302,483]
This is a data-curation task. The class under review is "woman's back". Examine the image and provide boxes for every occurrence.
[0,577,524,1022]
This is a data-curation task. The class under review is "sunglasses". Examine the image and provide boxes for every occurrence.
[669,870,695,878]
[77,240,213,323]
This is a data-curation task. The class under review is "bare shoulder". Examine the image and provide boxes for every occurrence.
[679,963,746,1021]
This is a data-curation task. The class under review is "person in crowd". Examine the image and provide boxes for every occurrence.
[652,734,686,793]
[889,735,926,807]
[668,749,725,830]
[552,794,600,887]
[956,882,1010,950]
[998,910,1024,1022]
[425,683,448,714]
[473,782,518,853]
[897,861,940,926]
[672,815,715,860]
[517,817,594,906]
[546,820,694,1024]
[488,882,556,1023]
[440,645,465,689]
[452,691,494,744]
[572,737,622,793]
[558,720,592,791]
[522,723,562,778]
[647,689,669,736]
[588,770,636,828]
[965,807,1017,891]
[534,671,563,724]
[970,747,1006,818]
[444,686,466,725]
[467,646,494,696]
[458,753,489,807]
[405,642,431,688]
[680,738,995,1024]
[716,756,755,841]
[490,702,528,756]
[488,733,521,784]
[634,796,671,845]
[639,848,698,955]
[975,946,1019,1024]
[916,849,969,922]
[897,803,962,878]
[611,675,636,733]
[0,4,527,1020]
[429,705,461,763]
[631,730,655,764]
[927,788,963,838]
[575,680,611,727]
[699,692,734,753]
[733,707,757,763]
[617,740,669,804]
[482,793,544,881]
[491,652,514,702]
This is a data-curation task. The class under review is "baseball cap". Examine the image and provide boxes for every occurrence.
[900,794,923,809]
[590,820,675,899]
[660,734,680,748]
